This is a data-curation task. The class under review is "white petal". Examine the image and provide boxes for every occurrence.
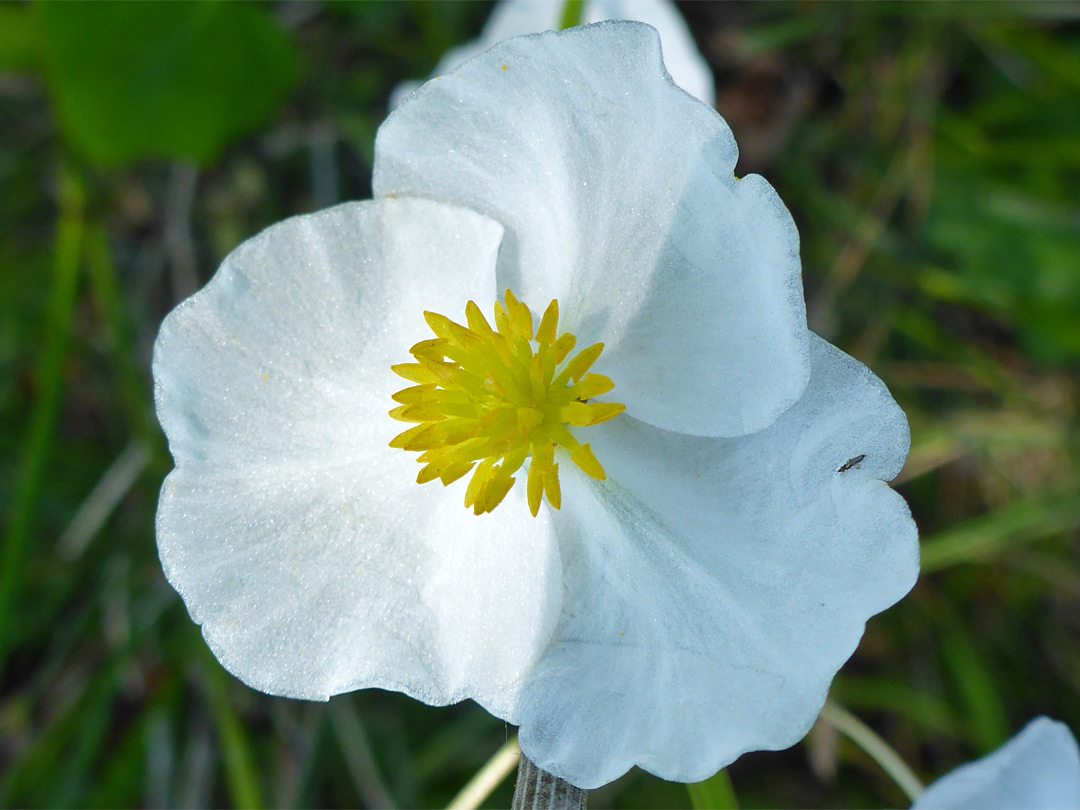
[392,0,715,108]
[154,198,562,713]
[375,21,809,438]
[155,198,499,469]
[581,0,714,106]
[514,335,918,788]
[913,717,1080,810]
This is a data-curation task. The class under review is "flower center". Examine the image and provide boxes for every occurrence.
[389,290,625,516]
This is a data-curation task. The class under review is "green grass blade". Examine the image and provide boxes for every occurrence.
[831,676,961,736]
[0,657,117,806]
[819,702,924,803]
[331,696,396,808]
[941,625,1010,752]
[0,164,84,679]
[558,0,585,30]
[446,737,520,810]
[921,494,1080,572]
[50,663,119,807]
[201,651,266,810]
[84,224,157,441]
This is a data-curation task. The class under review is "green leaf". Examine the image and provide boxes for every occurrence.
[687,769,738,810]
[0,4,41,71]
[37,1,298,167]
[941,625,1010,753]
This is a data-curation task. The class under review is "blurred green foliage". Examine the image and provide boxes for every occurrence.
[36,2,298,166]
[0,1,1078,808]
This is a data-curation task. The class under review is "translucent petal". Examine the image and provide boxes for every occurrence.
[391,0,715,109]
[513,335,918,788]
[154,198,562,712]
[913,717,1080,810]
[375,21,809,438]
[579,0,715,106]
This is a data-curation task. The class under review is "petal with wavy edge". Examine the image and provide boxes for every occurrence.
[375,21,809,438]
[514,335,918,788]
[392,0,715,109]
[578,0,714,105]
[154,198,562,713]
[913,717,1080,810]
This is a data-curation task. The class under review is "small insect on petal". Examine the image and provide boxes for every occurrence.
[838,454,866,473]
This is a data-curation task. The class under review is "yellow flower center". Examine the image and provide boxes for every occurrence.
[389,290,626,516]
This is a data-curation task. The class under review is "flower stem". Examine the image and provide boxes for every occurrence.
[687,769,738,809]
[511,755,587,810]
[819,701,924,802]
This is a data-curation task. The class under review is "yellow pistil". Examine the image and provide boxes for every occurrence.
[389,291,626,516]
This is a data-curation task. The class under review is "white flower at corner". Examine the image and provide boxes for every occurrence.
[153,22,918,789]
[391,0,715,109]
[912,717,1080,810]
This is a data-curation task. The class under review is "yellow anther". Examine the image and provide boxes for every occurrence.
[517,406,544,434]
[552,333,577,365]
[409,338,447,358]
[571,443,606,481]
[587,403,626,425]
[561,401,625,427]
[493,301,512,338]
[392,384,438,404]
[556,342,604,385]
[536,300,559,346]
[400,401,453,422]
[504,289,533,342]
[388,423,431,450]
[423,311,477,347]
[389,293,626,516]
[415,356,457,385]
[439,459,475,486]
[544,463,561,509]
[391,363,439,385]
[388,404,424,423]
[464,458,496,510]
[570,373,615,401]
[417,459,448,484]
[527,461,545,517]
[465,300,494,335]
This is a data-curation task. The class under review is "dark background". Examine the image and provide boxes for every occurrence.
[1,2,1078,807]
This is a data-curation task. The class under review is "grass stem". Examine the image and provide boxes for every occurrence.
[0,164,84,679]
[820,701,924,803]
[447,737,521,810]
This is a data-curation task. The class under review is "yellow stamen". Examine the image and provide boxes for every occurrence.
[389,291,627,516]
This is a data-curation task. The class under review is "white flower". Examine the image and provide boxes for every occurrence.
[913,717,1080,810]
[391,0,715,109]
[153,22,918,789]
